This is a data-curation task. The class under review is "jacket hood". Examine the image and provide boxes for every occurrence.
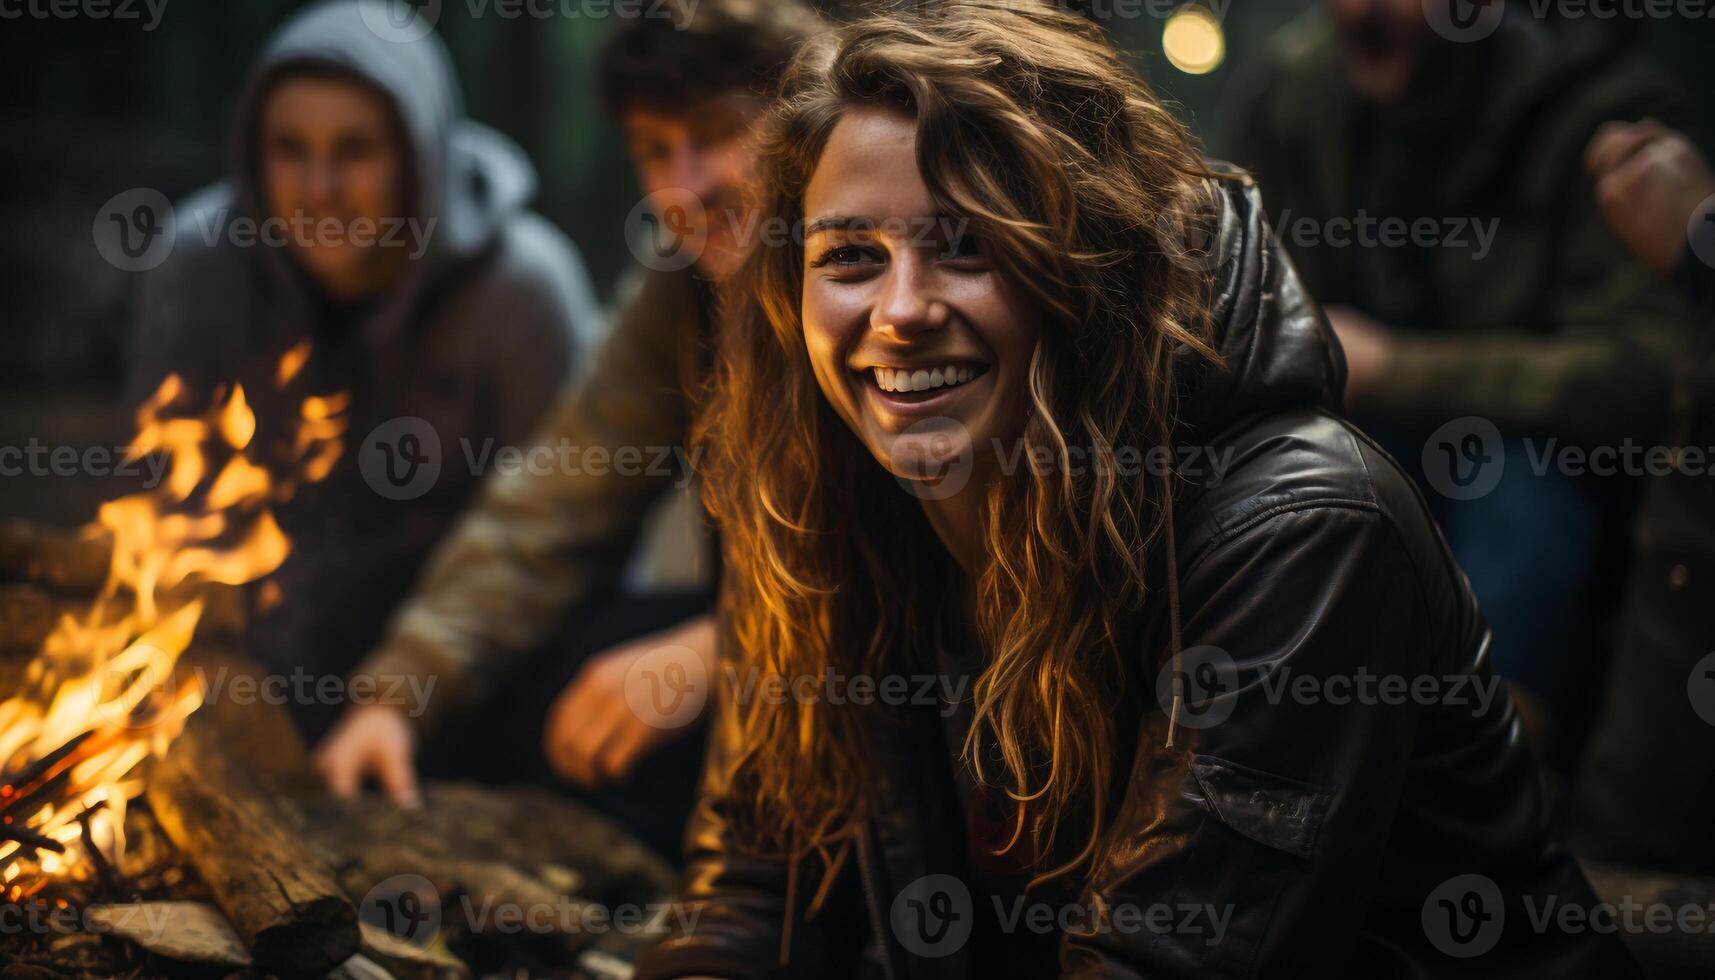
[1175,171,1345,444]
[231,0,535,267]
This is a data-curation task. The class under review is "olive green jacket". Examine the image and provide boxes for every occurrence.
[1225,15,1693,446]
[352,266,710,728]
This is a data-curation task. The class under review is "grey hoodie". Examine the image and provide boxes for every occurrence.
[127,0,600,737]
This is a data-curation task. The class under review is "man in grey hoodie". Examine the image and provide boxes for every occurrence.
[127,0,600,740]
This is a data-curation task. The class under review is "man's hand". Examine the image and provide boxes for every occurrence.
[313,702,421,807]
[1325,305,1397,405]
[1586,119,1715,279]
[543,613,716,788]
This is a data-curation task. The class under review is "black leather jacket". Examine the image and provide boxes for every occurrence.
[634,178,1636,979]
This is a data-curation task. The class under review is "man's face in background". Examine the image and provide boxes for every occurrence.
[623,91,763,281]
[1329,0,1444,106]
[259,75,406,300]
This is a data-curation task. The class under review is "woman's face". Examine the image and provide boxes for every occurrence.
[800,107,1039,490]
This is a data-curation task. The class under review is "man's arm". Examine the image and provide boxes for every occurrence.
[1355,203,1694,446]
[350,266,700,728]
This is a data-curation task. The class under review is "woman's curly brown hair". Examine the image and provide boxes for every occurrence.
[696,0,1227,893]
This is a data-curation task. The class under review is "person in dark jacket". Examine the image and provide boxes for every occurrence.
[127,0,599,740]
[1224,1,1694,752]
[1573,119,1715,877]
[634,5,1631,977]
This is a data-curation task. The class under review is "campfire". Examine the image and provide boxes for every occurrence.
[0,345,343,900]
[0,352,674,979]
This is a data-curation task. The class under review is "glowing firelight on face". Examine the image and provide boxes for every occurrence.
[0,342,344,896]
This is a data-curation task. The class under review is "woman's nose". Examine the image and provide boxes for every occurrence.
[871,257,948,340]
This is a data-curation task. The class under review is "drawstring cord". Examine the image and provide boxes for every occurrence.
[780,843,799,965]
[1162,481,1184,749]
[780,831,854,966]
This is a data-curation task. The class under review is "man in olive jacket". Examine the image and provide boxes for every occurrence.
[1224,5,1693,740]
[313,0,823,858]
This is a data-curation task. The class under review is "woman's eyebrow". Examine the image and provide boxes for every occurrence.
[802,215,862,237]
[802,214,956,238]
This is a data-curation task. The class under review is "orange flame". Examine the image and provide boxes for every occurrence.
[0,351,344,892]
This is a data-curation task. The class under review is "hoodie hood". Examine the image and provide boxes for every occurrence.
[1175,170,1345,445]
[231,0,535,273]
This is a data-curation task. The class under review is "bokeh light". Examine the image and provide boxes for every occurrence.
[1163,5,1226,75]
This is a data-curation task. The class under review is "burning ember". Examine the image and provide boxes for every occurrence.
[0,345,345,897]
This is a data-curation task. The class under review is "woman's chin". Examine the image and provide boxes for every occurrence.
[864,426,980,501]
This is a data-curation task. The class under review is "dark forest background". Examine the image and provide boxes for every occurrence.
[0,0,1710,523]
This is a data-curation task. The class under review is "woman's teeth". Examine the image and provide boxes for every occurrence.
[872,364,980,393]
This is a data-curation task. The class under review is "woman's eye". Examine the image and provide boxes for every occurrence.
[941,233,983,261]
[812,245,879,270]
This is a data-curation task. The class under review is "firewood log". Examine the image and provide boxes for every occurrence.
[0,584,59,653]
[0,522,110,593]
[146,695,359,977]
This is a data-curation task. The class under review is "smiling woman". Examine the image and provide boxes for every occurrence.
[635,2,1639,978]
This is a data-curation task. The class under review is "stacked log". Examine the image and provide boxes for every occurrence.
[146,655,361,977]
[1,521,676,978]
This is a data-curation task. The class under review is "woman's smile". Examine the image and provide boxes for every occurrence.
[854,359,993,417]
